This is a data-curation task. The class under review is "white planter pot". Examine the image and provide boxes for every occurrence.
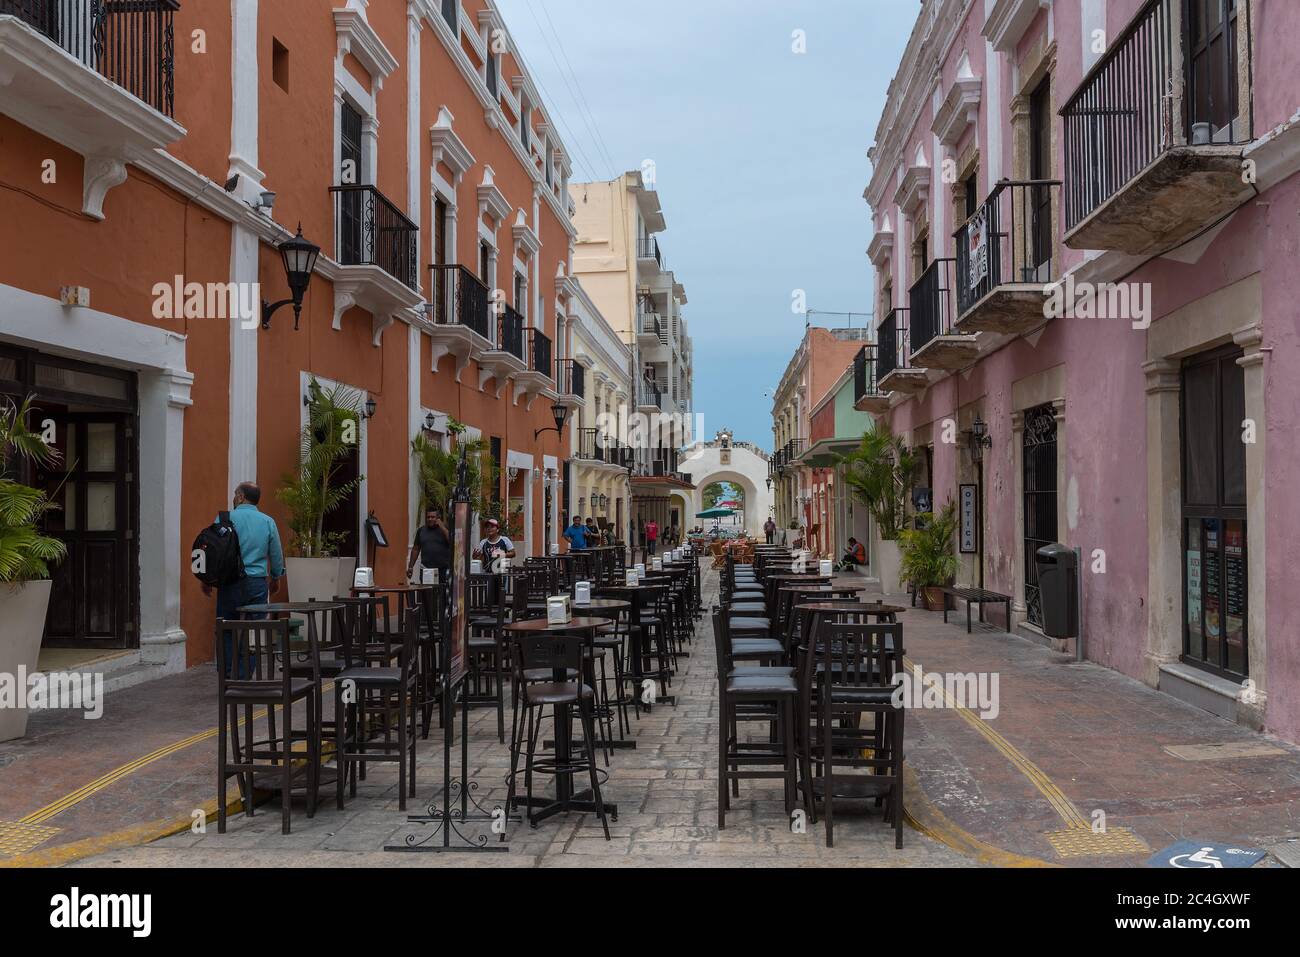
[286,556,358,604]
[0,580,52,743]
[874,539,903,598]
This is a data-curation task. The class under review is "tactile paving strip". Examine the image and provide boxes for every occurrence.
[1045,825,1149,858]
[0,820,61,857]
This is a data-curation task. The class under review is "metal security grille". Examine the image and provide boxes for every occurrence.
[1022,404,1058,626]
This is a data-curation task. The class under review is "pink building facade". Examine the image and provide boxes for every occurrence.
[864,0,1300,742]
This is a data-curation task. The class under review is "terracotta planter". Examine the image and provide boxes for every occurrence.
[0,580,52,743]
[921,586,946,611]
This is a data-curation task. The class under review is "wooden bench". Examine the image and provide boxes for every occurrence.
[940,587,1012,634]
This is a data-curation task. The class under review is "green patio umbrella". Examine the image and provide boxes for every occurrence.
[696,508,736,519]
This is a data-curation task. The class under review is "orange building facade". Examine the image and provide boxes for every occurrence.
[0,0,585,676]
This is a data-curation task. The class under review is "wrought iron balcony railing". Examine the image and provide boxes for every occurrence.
[956,179,1061,315]
[528,328,551,377]
[636,237,662,268]
[638,377,662,410]
[908,258,956,357]
[496,304,525,360]
[1060,0,1253,232]
[555,358,585,398]
[578,428,627,465]
[876,308,910,380]
[332,184,419,290]
[2,0,180,116]
[649,447,679,477]
[428,264,491,340]
[638,309,665,343]
[853,345,883,403]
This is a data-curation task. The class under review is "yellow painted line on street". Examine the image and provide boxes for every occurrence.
[902,658,1090,830]
[19,680,339,827]
[902,768,1056,868]
[19,724,232,826]
[1,793,243,869]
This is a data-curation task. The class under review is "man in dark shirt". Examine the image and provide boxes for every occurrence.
[407,507,451,582]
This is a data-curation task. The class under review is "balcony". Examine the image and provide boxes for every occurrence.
[331,184,422,345]
[554,358,585,408]
[876,308,927,396]
[637,307,666,347]
[908,258,978,372]
[476,304,527,396]
[852,345,891,414]
[637,377,662,412]
[1060,0,1254,257]
[576,429,628,470]
[426,264,492,377]
[511,327,553,409]
[636,236,663,279]
[0,0,185,218]
[649,447,680,477]
[954,179,1062,336]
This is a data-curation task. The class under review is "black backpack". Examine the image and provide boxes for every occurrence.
[191,512,246,587]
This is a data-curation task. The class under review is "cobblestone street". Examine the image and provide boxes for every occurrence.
[68,569,971,868]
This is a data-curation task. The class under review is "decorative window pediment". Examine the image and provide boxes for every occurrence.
[477,166,511,223]
[982,0,1049,54]
[931,55,982,146]
[430,107,475,180]
[333,8,399,89]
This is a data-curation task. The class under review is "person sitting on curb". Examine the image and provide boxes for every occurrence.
[838,537,867,571]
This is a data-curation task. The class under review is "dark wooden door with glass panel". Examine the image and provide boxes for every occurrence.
[338,101,364,264]
[37,413,133,646]
[1,346,137,649]
[1181,347,1247,678]
[1186,0,1240,140]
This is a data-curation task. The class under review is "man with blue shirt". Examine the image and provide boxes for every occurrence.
[563,517,589,551]
[203,482,286,675]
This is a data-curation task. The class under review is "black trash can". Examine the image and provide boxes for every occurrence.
[1035,544,1079,639]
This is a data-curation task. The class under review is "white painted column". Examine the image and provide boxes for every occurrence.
[408,324,423,541]
[407,6,423,294]
[984,40,1002,181]
[138,369,194,670]
[228,0,261,491]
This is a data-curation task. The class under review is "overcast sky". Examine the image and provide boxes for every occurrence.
[496,0,914,448]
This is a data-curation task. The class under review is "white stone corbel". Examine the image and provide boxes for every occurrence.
[83,155,128,220]
[333,290,358,331]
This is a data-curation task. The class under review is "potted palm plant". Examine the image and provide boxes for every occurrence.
[279,379,364,602]
[411,421,496,518]
[838,427,919,596]
[898,500,959,611]
[0,396,68,742]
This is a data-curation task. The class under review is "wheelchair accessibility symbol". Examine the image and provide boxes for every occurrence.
[1170,847,1223,868]
[1149,840,1266,869]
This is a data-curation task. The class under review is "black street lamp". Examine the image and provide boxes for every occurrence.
[262,224,321,331]
[364,397,377,419]
[534,402,570,440]
[967,415,992,463]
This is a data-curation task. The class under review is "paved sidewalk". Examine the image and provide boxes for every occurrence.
[3,567,1297,868]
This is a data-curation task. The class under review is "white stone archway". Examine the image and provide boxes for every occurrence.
[680,437,773,539]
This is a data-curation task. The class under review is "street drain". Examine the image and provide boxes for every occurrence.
[1045,826,1149,859]
[1163,742,1287,761]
